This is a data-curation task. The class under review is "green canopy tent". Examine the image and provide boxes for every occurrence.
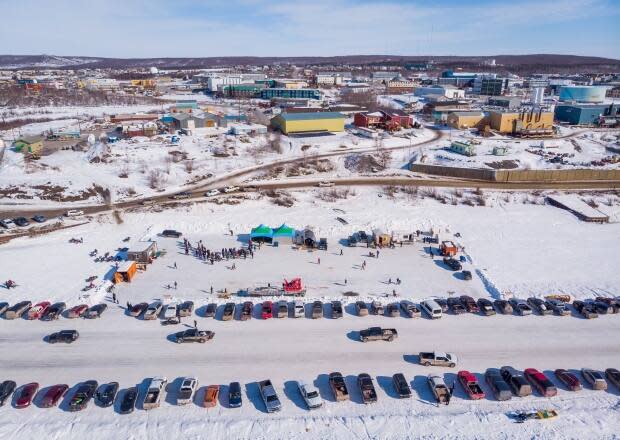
[250,224,274,243]
[272,223,295,244]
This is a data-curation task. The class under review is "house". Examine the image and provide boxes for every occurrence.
[126,241,158,264]
[113,261,137,284]
[450,140,477,156]
[270,112,345,135]
[170,100,199,113]
[439,241,458,256]
[169,113,219,131]
[13,136,44,156]
[353,111,413,131]
[228,124,268,136]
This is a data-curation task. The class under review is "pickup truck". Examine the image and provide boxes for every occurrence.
[258,380,281,413]
[357,373,377,404]
[174,328,215,343]
[428,375,450,405]
[144,301,163,320]
[143,377,167,410]
[419,351,458,367]
[458,370,485,400]
[359,327,398,343]
[328,372,349,402]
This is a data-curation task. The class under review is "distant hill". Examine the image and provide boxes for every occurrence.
[0,53,618,71]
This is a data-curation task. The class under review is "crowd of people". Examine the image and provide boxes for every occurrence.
[182,238,258,265]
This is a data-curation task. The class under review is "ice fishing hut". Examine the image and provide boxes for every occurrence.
[126,241,158,264]
[295,228,317,248]
[439,240,458,256]
[272,224,295,245]
[372,229,392,247]
[113,261,137,283]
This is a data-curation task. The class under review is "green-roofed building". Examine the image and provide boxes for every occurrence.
[271,111,346,135]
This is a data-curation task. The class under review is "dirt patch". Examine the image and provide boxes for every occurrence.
[344,154,384,173]
[484,160,520,169]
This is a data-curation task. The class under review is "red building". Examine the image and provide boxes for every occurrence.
[353,110,413,131]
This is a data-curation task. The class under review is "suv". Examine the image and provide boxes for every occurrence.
[175,328,215,343]
[443,257,462,271]
[162,229,182,238]
[331,301,343,318]
[508,299,532,316]
[48,330,79,344]
[500,366,532,397]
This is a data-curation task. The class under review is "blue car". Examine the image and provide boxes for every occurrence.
[228,381,242,408]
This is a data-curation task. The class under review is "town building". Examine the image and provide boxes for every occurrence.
[488,109,554,135]
[414,86,465,99]
[446,111,488,130]
[450,140,477,156]
[270,112,346,135]
[353,110,413,131]
[558,85,608,103]
[473,76,507,96]
[259,88,321,100]
[487,96,521,109]
[13,136,44,156]
[554,103,619,126]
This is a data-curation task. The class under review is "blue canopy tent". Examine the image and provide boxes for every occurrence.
[250,224,274,243]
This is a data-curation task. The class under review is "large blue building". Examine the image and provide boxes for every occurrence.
[558,86,608,103]
[554,103,619,125]
[259,88,321,100]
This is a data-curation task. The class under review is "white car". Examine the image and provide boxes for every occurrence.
[298,381,323,409]
[143,376,168,410]
[317,181,334,188]
[65,209,85,217]
[177,377,198,405]
[293,300,305,318]
[163,303,178,320]
[223,186,239,193]
[205,189,220,197]
[420,300,443,319]
[0,219,15,229]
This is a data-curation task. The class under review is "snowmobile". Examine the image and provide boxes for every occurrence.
[510,409,559,423]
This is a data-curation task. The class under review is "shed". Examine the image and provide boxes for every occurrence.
[272,224,295,244]
[372,229,392,247]
[14,136,44,156]
[440,240,458,256]
[295,228,317,247]
[126,241,158,264]
[113,260,137,284]
[250,224,274,242]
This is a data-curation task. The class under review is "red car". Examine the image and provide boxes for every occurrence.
[15,382,39,408]
[261,301,273,320]
[67,304,88,318]
[458,370,485,400]
[524,368,557,397]
[40,384,69,408]
[459,296,479,313]
[554,369,582,391]
[27,301,51,320]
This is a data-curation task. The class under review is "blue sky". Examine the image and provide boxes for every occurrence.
[1,0,618,59]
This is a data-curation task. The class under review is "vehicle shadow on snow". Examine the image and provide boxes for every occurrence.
[193,385,206,408]
[135,378,151,410]
[344,303,359,317]
[194,304,210,318]
[218,384,229,407]
[164,377,184,406]
[443,373,465,399]
[245,382,268,414]
[314,374,336,403]
[345,375,364,404]
[114,387,132,414]
[346,331,361,342]
[33,385,53,408]
[283,380,307,410]
[403,354,420,364]
[376,376,399,399]
[166,333,179,343]
[411,375,436,405]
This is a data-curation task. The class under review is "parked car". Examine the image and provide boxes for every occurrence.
[293,300,305,318]
[95,382,119,407]
[370,300,384,315]
[500,366,532,397]
[399,300,420,318]
[261,301,273,319]
[176,377,198,405]
[385,303,399,317]
[178,301,194,317]
[509,299,533,316]
[163,302,178,320]
[119,387,138,414]
[32,215,47,223]
[203,385,220,408]
[67,304,89,318]
[161,229,182,238]
[27,301,51,320]
[222,302,235,321]
[276,300,288,318]
[144,300,163,320]
[447,297,466,315]
[0,219,14,229]
[258,380,281,413]
[605,368,620,389]
[228,381,242,408]
[573,300,598,319]
[443,257,462,271]
[69,380,98,411]
[357,373,377,404]
[175,328,215,343]
[65,210,85,217]
[48,329,79,344]
[86,303,107,319]
[494,299,513,315]
[223,186,240,193]
[317,181,334,187]
[546,299,570,316]
[527,297,552,315]
[0,381,16,407]
[331,300,343,319]
[524,368,557,397]
[588,299,611,315]
[205,189,220,197]
[420,300,443,319]
[143,377,167,410]
[15,383,39,408]
[459,295,479,313]
[0,302,9,316]
[40,384,69,408]
[462,270,472,280]
[419,351,458,367]
[392,373,411,398]
[129,302,148,317]
[359,327,398,342]
[328,372,349,402]
[171,191,191,199]
[554,369,582,391]
[240,301,253,321]
[13,217,30,227]
[595,297,619,314]
[43,302,66,320]
[4,301,32,319]
[205,303,217,318]
[355,301,369,316]
[581,368,607,390]
[427,375,450,405]
[484,369,512,401]
[458,371,485,400]
[477,298,496,316]
[311,301,323,319]
[434,298,449,313]
[298,381,323,409]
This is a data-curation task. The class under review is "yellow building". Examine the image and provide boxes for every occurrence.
[488,110,554,135]
[13,136,44,157]
[447,111,488,129]
[271,112,346,135]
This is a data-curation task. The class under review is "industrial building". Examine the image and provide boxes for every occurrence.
[554,103,619,126]
[386,79,416,93]
[446,111,487,129]
[219,83,265,98]
[450,139,477,156]
[473,76,507,96]
[414,86,464,99]
[487,96,521,109]
[558,85,608,103]
[488,110,554,135]
[270,112,345,135]
[259,88,321,100]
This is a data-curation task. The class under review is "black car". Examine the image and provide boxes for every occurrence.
[595,297,619,314]
[95,382,119,407]
[178,301,194,317]
[443,257,462,271]
[48,330,79,344]
[0,380,17,406]
[119,387,138,414]
[205,303,217,318]
[175,328,215,343]
[494,299,513,314]
[43,302,66,320]
[161,229,182,238]
[447,297,466,314]
[13,217,30,227]
[527,297,551,315]
[311,300,323,319]
[171,191,191,200]
[228,381,242,408]
[573,300,598,319]
[392,373,411,398]
[484,369,512,401]
[435,298,449,314]
[588,300,611,315]
[462,270,472,280]
[222,302,235,320]
[331,301,343,319]
[477,298,496,316]
[32,215,47,223]
[69,380,98,412]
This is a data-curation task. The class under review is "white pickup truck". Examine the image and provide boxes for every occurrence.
[143,377,167,410]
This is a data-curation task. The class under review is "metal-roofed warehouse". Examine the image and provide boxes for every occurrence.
[271,112,346,135]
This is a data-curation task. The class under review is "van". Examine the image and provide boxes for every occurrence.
[421,300,443,319]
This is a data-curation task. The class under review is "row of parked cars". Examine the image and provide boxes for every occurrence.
[0,301,107,321]
[0,215,47,229]
[3,368,618,412]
